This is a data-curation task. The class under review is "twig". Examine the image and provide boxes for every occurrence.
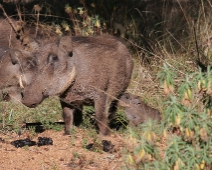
[193,21,200,61]
[0,4,18,36]
[16,4,23,22]
[33,5,42,38]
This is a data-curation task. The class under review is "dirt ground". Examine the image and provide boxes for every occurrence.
[0,128,127,170]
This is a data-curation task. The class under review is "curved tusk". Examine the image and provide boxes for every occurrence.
[19,75,24,89]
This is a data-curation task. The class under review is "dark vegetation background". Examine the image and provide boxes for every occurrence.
[1,0,207,64]
[2,0,212,169]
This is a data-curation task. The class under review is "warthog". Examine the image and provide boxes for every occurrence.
[0,18,38,102]
[119,93,161,126]
[21,35,133,135]
[0,46,37,102]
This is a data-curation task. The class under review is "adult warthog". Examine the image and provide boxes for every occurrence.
[0,18,38,103]
[21,35,133,135]
[0,47,37,102]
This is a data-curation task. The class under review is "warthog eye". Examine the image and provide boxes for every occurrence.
[52,56,58,61]
[48,53,58,65]
[25,60,36,69]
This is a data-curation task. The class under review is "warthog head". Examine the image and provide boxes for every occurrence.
[0,47,37,102]
[0,17,35,102]
[21,36,76,107]
[119,93,161,126]
[0,17,64,103]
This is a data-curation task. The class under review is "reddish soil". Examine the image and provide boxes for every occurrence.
[0,128,127,170]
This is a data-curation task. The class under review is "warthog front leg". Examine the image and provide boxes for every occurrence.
[60,101,82,134]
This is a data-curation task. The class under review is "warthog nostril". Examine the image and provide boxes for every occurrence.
[31,104,37,108]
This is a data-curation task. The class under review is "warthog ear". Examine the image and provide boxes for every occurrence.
[59,36,73,57]
[9,49,23,65]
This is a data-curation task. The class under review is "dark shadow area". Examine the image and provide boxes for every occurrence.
[25,121,65,133]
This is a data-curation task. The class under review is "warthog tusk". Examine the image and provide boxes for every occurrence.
[19,75,24,88]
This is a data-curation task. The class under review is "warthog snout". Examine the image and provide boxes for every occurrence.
[21,88,47,108]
